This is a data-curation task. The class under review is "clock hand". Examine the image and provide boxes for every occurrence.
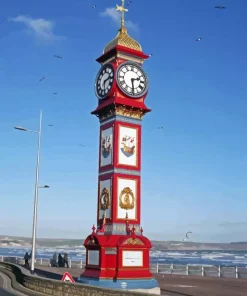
[103,76,110,89]
[131,77,140,92]
[131,78,135,93]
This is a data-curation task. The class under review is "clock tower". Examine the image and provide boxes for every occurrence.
[79,1,160,294]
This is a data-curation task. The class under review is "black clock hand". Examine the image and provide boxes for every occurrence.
[131,77,140,92]
[131,78,135,92]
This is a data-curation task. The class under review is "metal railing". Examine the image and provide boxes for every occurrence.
[1,256,247,279]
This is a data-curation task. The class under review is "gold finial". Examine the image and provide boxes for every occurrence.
[116,0,128,29]
[102,212,106,225]
[125,212,129,223]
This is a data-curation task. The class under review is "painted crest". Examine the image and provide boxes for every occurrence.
[100,187,110,210]
[121,135,135,157]
[119,187,135,210]
[101,135,112,158]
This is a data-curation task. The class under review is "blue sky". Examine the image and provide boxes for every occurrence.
[0,0,247,243]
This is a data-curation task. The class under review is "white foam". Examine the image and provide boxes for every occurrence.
[235,256,245,259]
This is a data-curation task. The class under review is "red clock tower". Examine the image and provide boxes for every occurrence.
[79,1,160,294]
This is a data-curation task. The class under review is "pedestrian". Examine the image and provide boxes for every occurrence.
[58,253,64,267]
[24,252,29,267]
[64,253,69,268]
[52,252,58,267]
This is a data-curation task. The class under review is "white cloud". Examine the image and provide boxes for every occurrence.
[9,15,65,42]
[100,7,139,33]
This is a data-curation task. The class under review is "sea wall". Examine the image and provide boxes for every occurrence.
[0,262,157,296]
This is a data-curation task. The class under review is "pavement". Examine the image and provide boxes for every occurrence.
[0,271,27,296]
[1,264,247,296]
[33,266,247,296]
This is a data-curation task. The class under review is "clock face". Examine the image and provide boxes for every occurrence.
[116,62,148,98]
[95,64,114,99]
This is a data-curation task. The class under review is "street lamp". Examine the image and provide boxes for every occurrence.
[14,110,44,275]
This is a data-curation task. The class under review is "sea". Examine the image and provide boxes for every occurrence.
[1,247,247,267]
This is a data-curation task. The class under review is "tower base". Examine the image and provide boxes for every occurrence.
[78,277,160,295]
[81,232,160,295]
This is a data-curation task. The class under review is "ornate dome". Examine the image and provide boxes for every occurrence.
[103,27,142,54]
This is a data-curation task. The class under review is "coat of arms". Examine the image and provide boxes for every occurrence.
[100,187,110,210]
[119,187,135,210]
[101,135,112,158]
[121,135,135,157]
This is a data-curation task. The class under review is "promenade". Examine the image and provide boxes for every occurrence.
[0,270,26,296]
[34,266,247,296]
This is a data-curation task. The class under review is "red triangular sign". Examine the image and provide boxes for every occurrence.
[61,272,75,283]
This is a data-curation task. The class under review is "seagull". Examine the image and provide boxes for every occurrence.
[149,53,153,57]
[92,5,96,8]
[158,126,163,129]
[215,6,226,9]
[80,144,85,147]
[127,1,132,6]
[53,92,58,95]
[39,77,45,82]
[54,55,62,59]
[196,37,202,41]
[48,125,53,127]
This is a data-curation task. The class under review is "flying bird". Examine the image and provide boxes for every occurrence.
[39,77,45,82]
[80,144,85,147]
[54,55,63,59]
[127,1,132,6]
[215,6,226,9]
[186,231,192,239]
[149,53,153,57]
[92,5,96,8]
[196,37,202,42]
[158,126,163,129]
[53,92,58,95]
[48,125,53,127]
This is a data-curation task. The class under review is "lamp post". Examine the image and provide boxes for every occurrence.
[14,110,46,274]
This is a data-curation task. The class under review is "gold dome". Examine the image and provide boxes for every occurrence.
[103,27,142,54]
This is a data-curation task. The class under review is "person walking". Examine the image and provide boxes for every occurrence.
[24,252,29,267]
[58,253,64,267]
[52,252,58,267]
[64,253,69,268]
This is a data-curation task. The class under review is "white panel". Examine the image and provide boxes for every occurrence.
[122,251,143,267]
[117,178,137,220]
[118,126,137,167]
[100,127,113,167]
[88,250,99,266]
[99,179,112,219]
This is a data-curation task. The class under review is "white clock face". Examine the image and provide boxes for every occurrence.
[95,64,114,99]
[116,62,148,98]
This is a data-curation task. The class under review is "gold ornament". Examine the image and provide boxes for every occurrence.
[119,187,135,210]
[103,0,142,54]
[100,188,110,210]
[122,238,144,245]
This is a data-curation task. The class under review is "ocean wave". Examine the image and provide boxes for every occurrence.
[201,254,230,260]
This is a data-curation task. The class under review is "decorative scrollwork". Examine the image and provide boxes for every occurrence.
[100,187,110,210]
[119,187,135,210]
[122,238,144,245]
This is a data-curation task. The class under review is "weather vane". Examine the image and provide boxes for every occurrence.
[116,0,128,29]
